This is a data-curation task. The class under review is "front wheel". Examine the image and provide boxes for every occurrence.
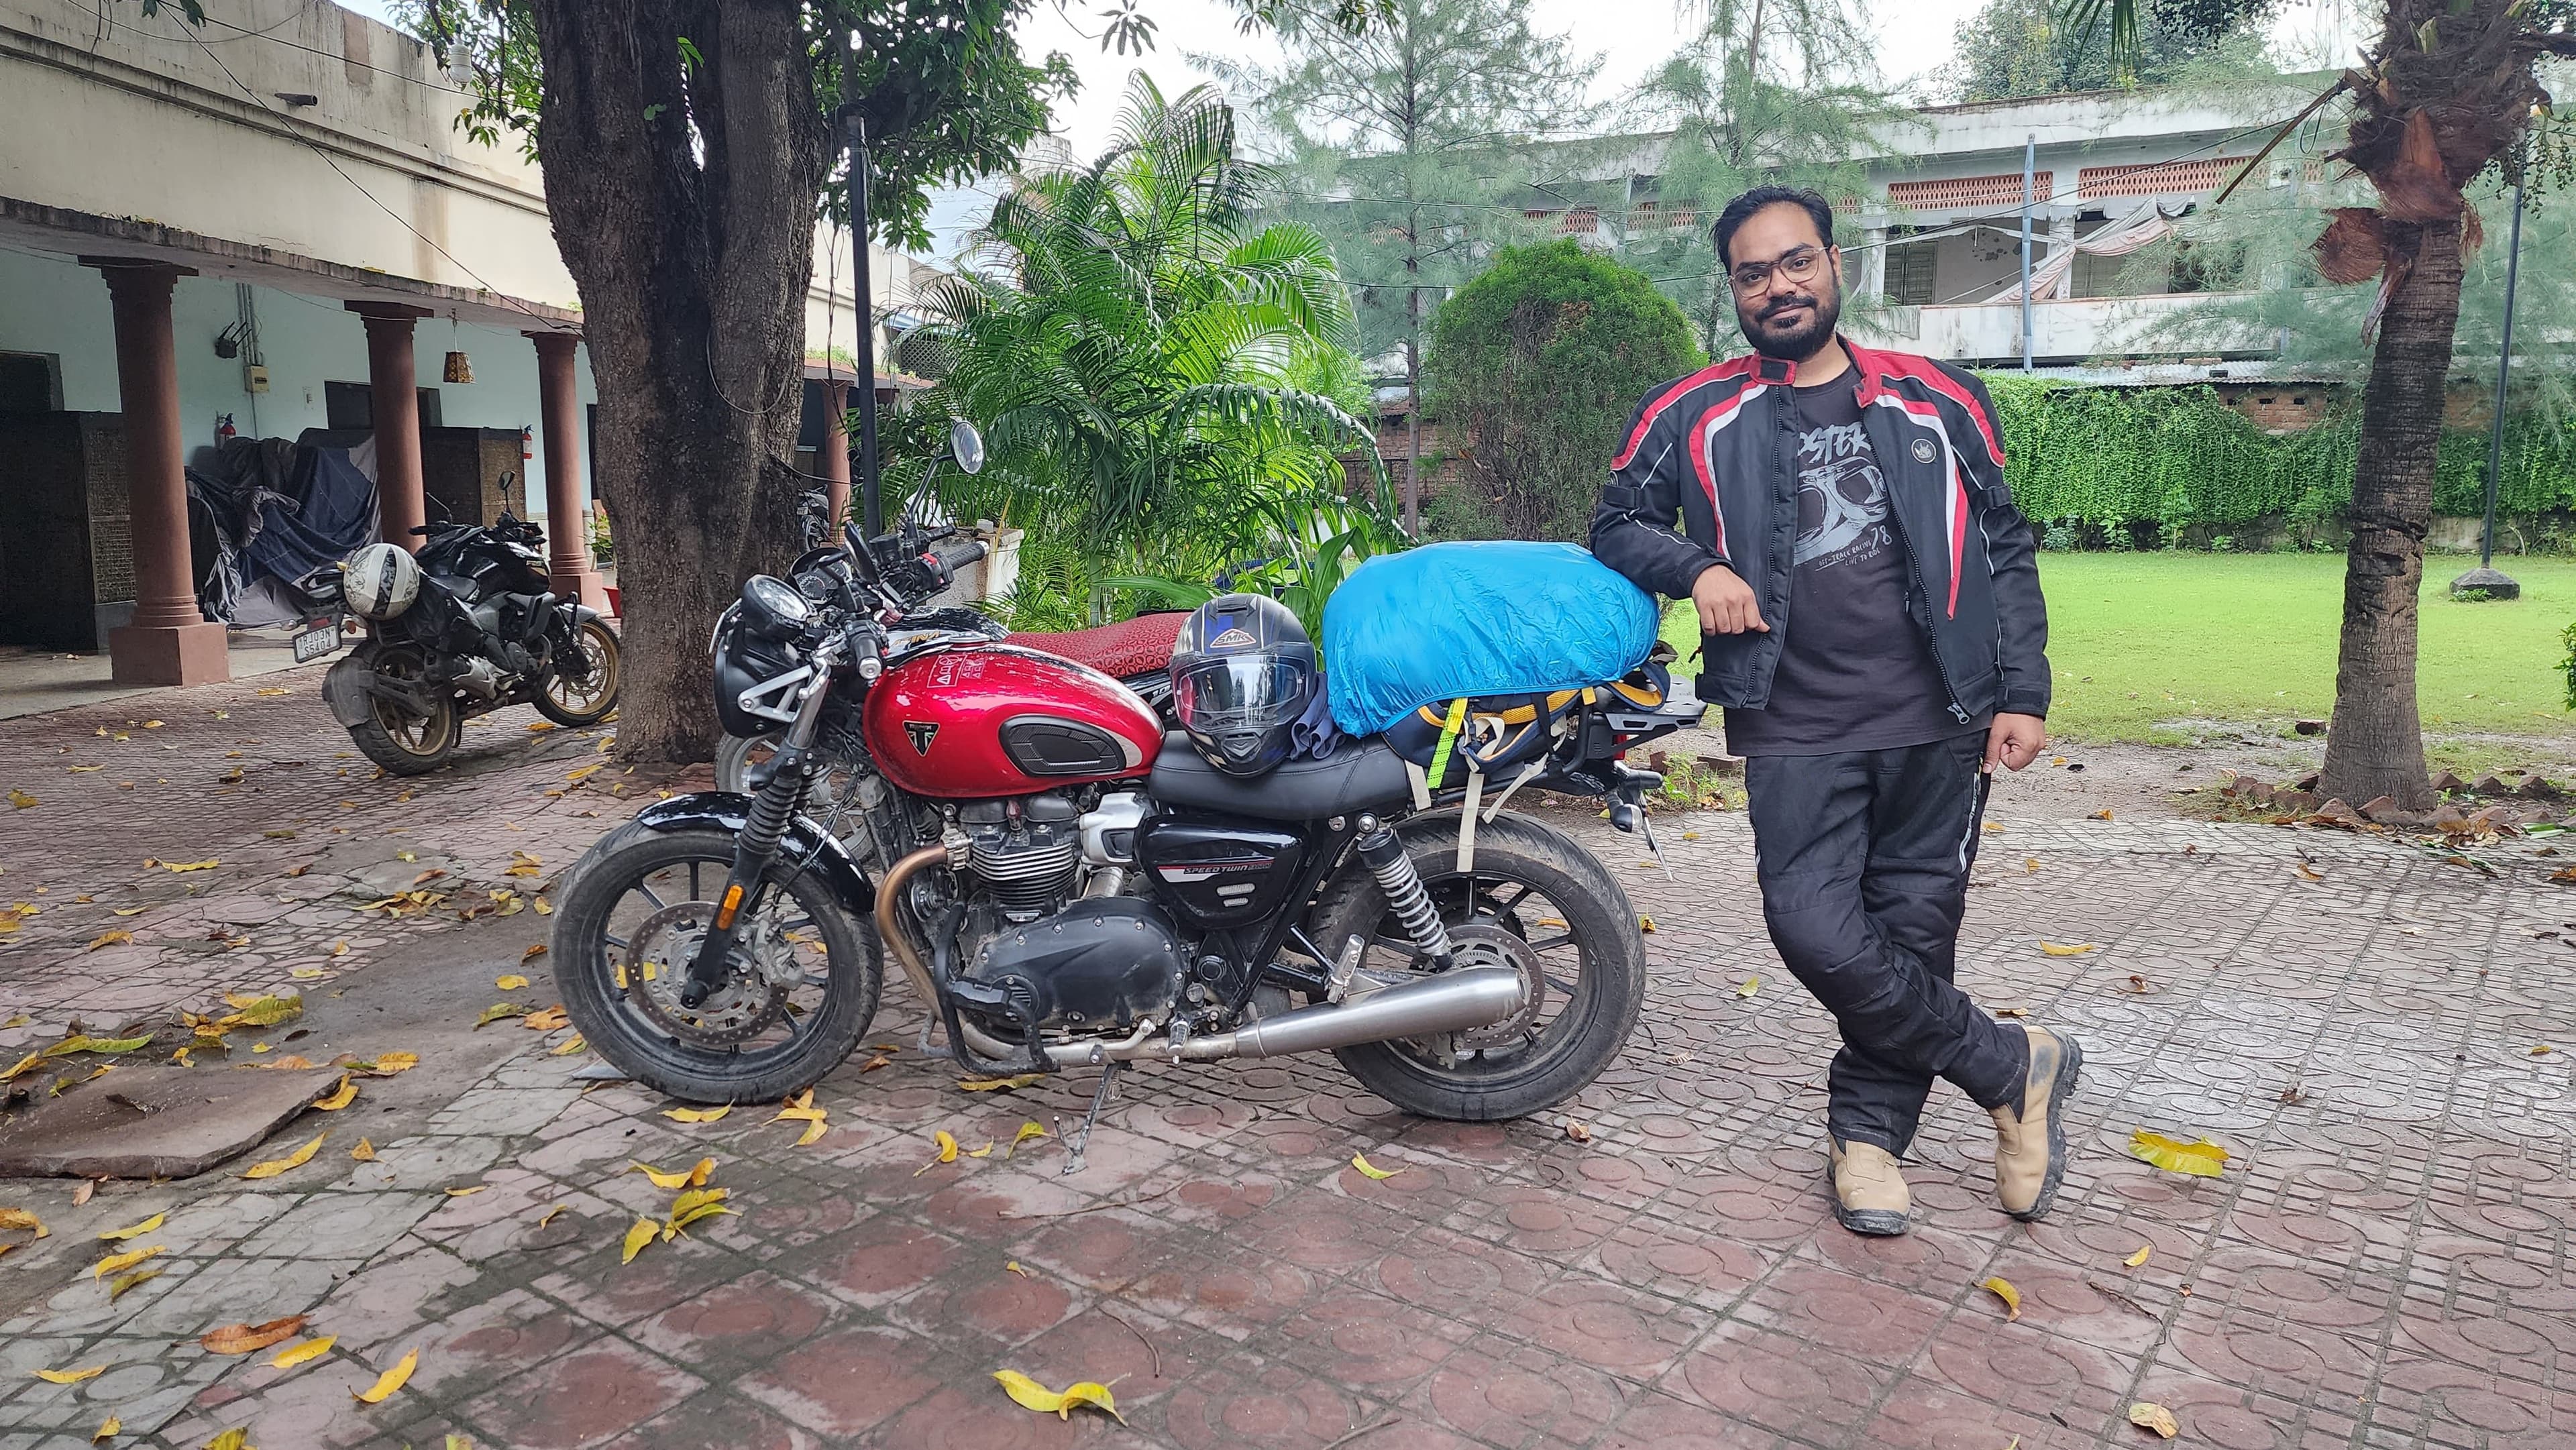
[553,826,882,1103]
[533,617,621,727]
[1304,812,1646,1121]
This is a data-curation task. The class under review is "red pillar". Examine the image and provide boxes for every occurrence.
[348,302,431,550]
[820,379,853,537]
[527,331,606,608]
[87,258,228,686]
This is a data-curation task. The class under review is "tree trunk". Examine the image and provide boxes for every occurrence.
[1404,315,1422,534]
[525,0,826,762]
[2319,216,2463,812]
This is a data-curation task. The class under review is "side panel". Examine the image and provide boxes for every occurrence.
[629,792,875,918]
[1136,814,1311,931]
[863,643,1161,799]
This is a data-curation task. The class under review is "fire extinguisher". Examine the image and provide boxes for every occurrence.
[216,412,236,444]
[521,425,533,462]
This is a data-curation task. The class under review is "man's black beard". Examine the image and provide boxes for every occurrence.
[1738,283,1842,362]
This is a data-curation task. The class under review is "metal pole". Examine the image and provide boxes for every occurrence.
[2480,180,2526,571]
[844,111,884,538]
[2019,133,2035,373]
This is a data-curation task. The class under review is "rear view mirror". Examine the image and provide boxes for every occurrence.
[948,419,986,476]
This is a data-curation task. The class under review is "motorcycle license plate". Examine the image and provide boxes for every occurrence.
[290,621,342,663]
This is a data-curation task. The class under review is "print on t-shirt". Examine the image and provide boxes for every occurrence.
[1793,420,1890,571]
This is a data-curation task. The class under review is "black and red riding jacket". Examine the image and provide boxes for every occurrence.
[1587,337,2051,724]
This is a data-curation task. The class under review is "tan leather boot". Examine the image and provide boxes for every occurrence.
[1827,1137,1911,1236]
[1991,1024,2084,1220]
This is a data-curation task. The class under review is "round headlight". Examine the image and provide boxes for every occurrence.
[740,574,814,639]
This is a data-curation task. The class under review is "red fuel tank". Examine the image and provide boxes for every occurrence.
[862,643,1162,799]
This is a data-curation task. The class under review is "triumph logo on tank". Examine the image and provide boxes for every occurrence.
[904,720,939,755]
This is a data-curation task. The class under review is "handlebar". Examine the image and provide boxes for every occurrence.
[930,539,987,575]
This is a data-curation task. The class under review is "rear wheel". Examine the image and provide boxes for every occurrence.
[1305,812,1646,1121]
[344,643,460,776]
[553,827,881,1103]
[534,617,621,727]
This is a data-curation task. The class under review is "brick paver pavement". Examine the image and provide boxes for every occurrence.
[3,681,2573,1449]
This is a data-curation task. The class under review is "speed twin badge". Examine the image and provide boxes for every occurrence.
[904,721,938,755]
[1911,438,1939,463]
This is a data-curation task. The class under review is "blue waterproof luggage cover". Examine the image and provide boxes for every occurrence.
[1323,541,1659,736]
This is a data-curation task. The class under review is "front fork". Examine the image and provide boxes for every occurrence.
[680,671,833,1008]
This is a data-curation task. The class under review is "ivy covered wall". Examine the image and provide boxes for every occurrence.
[1981,378,2576,549]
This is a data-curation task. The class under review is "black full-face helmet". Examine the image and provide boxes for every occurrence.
[1169,593,1319,778]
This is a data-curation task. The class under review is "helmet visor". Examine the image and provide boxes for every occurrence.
[1173,657,1305,733]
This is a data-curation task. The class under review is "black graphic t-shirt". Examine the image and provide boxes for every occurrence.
[1723,375,1980,757]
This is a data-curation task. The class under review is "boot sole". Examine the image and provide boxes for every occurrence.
[2006,1033,2083,1222]
[1830,1202,1911,1236]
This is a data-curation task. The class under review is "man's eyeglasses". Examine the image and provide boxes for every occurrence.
[1729,245,1829,296]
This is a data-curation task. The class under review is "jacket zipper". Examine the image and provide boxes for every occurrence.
[1879,457,1972,726]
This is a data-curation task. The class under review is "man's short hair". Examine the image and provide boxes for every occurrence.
[1712,186,1836,270]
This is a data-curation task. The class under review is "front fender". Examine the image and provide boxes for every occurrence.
[630,791,874,919]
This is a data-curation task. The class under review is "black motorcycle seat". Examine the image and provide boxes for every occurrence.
[1146,732,1413,822]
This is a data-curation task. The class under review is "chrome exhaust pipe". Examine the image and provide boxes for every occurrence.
[1038,968,1527,1068]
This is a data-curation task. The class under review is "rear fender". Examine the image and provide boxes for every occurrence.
[631,792,874,919]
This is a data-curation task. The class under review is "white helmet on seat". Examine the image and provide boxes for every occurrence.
[344,542,421,620]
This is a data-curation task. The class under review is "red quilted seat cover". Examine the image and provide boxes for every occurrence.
[1005,612,1187,680]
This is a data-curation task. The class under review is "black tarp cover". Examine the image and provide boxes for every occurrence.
[185,437,378,626]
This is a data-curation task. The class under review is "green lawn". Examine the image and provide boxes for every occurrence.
[1658,553,2576,745]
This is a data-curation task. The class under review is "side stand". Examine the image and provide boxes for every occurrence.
[1062,1062,1122,1176]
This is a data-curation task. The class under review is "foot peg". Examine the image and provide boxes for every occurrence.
[1325,934,1364,1004]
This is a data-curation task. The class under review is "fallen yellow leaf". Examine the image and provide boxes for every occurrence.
[97,1211,164,1241]
[520,944,547,963]
[1564,1119,1594,1143]
[2024,856,2040,873]
[91,1414,117,1442]
[350,1139,377,1162]
[348,1052,417,1076]
[87,930,132,952]
[494,974,529,991]
[664,1188,732,1238]
[354,1347,418,1403]
[311,1077,359,1111]
[2037,940,2098,957]
[2125,1244,2152,1268]
[915,1129,961,1176]
[162,859,219,873]
[289,968,325,981]
[205,1429,249,1450]
[0,1207,48,1237]
[796,1117,827,1147]
[663,1105,731,1123]
[621,1215,658,1264]
[992,1368,1128,1423]
[957,1073,1044,1092]
[2128,1402,2179,1439]
[91,1244,164,1278]
[2534,1044,2557,1057]
[107,1268,161,1300]
[1350,1153,1400,1180]
[631,1158,716,1191]
[243,1133,325,1179]
[1,1052,42,1082]
[537,1203,566,1228]
[1007,1120,1046,1158]
[2129,1129,2230,1178]
[1982,1276,2021,1322]
[474,1003,531,1028]
[329,940,350,956]
[201,1316,308,1355]
[35,1365,105,1384]
[8,789,37,809]
[1006,1260,1030,1276]
[1735,975,1760,998]
[46,1034,153,1057]
[1638,914,1657,934]
[551,1034,588,1056]
[445,1186,485,1198]
[269,1335,335,1370]
[2089,808,2114,821]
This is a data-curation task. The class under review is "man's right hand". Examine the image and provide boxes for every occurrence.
[1690,563,1769,635]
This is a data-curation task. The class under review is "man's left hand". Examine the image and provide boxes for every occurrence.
[1985,712,2046,772]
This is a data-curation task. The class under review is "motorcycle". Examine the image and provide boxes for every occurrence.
[553,424,1697,1132]
[310,508,621,775]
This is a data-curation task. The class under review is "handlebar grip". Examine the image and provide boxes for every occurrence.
[932,540,987,573]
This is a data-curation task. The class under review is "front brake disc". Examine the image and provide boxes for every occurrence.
[623,900,792,1046]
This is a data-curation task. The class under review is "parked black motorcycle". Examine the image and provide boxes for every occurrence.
[311,510,620,774]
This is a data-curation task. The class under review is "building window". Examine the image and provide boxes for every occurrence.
[1884,233,1937,306]
[325,381,443,430]
[0,352,64,412]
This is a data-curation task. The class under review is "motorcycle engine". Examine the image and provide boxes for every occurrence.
[957,792,1082,921]
[963,895,1187,1036]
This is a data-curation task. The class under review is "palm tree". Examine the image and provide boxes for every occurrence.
[898,75,1394,617]
[2070,0,2575,809]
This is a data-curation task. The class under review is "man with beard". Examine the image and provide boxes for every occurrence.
[1590,186,2077,1237]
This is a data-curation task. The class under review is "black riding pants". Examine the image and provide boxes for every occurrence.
[1743,732,2028,1156]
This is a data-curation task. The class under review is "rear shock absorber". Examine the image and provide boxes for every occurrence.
[1353,815,1453,970]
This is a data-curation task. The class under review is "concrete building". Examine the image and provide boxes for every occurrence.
[0,0,932,691]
